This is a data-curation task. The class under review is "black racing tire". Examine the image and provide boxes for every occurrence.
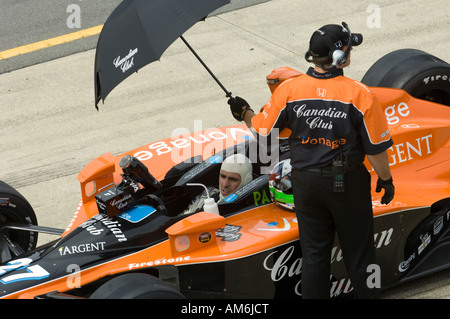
[0,180,38,263]
[361,49,450,106]
[89,273,186,299]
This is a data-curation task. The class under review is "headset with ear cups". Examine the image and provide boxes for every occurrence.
[331,22,352,67]
[305,22,352,70]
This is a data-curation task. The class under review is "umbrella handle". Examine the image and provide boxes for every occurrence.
[180,36,232,98]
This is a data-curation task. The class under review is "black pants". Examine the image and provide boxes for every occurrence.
[292,165,379,299]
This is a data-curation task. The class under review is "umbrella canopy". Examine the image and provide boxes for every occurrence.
[95,0,230,109]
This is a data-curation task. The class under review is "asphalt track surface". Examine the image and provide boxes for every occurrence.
[1,0,450,299]
[0,0,268,73]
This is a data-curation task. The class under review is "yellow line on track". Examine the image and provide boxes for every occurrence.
[0,25,103,60]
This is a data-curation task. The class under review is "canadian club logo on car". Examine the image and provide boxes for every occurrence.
[95,185,134,218]
[263,227,394,297]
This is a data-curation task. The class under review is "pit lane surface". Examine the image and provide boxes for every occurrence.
[1,0,449,299]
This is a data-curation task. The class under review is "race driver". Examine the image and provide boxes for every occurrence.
[228,22,394,298]
[184,154,253,214]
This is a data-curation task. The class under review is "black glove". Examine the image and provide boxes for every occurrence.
[228,96,253,121]
[376,177,394,205]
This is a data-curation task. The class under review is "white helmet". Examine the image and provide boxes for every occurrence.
[220,154,253,193]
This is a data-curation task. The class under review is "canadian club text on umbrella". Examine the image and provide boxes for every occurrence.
[94,0,231,110]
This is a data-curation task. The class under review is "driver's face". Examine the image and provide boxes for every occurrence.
[219,170,241,197]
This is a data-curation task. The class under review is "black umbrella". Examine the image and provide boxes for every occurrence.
[94,0,231,109]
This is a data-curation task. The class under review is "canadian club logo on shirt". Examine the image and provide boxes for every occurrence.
[293,104,348,130]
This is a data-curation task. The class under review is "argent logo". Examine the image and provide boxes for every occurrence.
[59,242,106,256]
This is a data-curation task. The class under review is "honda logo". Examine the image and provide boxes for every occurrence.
[317,88,327,97]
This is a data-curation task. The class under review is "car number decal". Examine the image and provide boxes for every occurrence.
[0,258,50,285]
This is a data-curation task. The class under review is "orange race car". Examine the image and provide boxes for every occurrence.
[0,49,449,299]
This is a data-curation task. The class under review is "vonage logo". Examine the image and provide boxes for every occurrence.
[299,135,347,149]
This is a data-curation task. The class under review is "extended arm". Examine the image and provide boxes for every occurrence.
[367,151,394,204]
[367,151,391,181]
